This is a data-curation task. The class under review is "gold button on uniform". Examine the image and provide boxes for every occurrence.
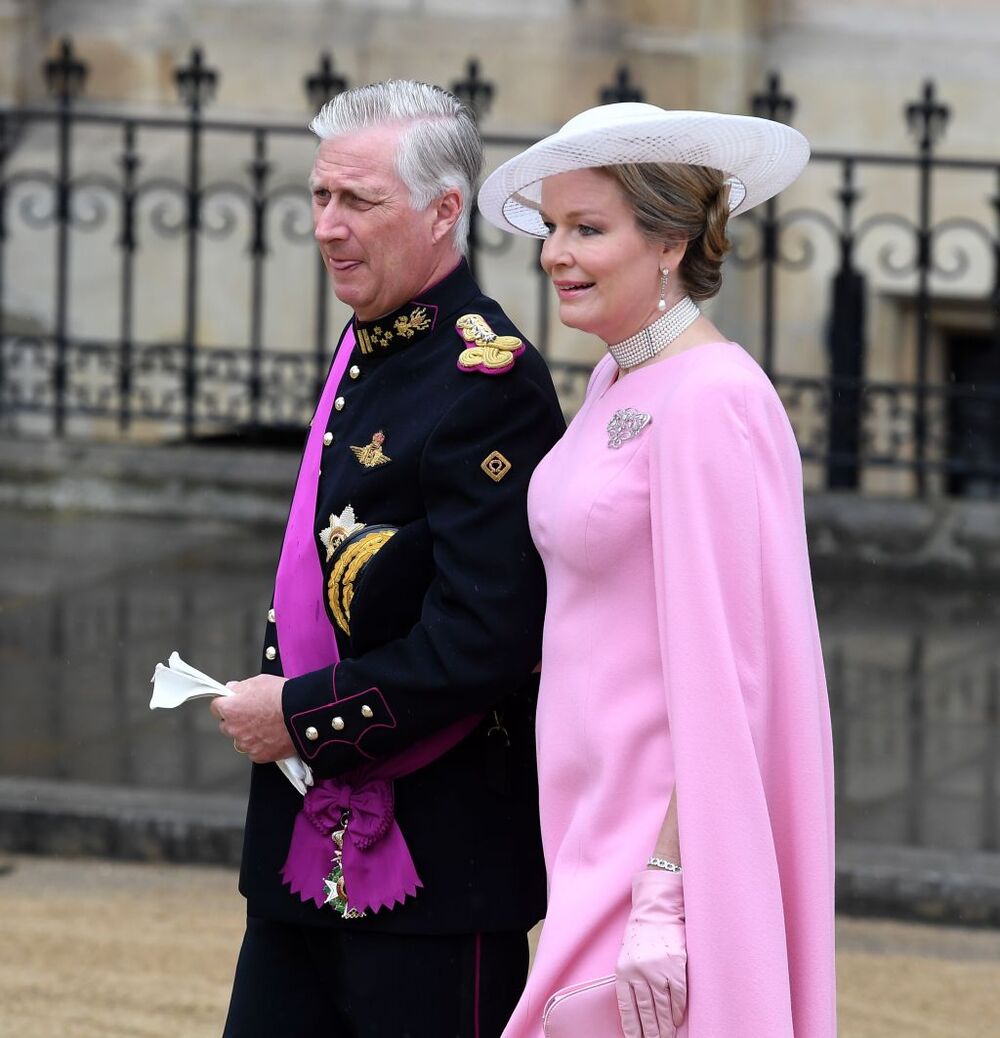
[265,646,277,660]
[334,397,345,411]
[305,726,318,741]
[332,717,345,731]
[267,608,276,623]
[349,365,361,380]
[323,432,334,446]
[360,705,374,719]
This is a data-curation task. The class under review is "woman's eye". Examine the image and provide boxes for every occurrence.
[578,224,600,236]
[540,221,554,235]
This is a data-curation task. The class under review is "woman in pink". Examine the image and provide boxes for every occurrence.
[478,106,836,1037]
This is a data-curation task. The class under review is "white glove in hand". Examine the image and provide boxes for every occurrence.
[615,869,687,1038]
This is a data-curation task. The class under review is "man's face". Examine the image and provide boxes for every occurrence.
[310,124,439,321]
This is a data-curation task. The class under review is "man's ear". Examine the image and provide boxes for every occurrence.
[429,187,463,245]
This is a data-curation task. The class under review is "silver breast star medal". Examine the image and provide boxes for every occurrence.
[607,407,652,449]
[319,505,365,562]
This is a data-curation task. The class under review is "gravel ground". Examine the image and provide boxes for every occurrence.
[1,855,999,1038]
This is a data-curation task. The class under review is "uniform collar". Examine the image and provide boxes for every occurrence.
[353,259,478,358]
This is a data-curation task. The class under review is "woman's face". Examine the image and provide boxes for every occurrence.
[539,168,671,345]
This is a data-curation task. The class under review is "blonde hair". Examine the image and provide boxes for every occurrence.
[601,163,731,302]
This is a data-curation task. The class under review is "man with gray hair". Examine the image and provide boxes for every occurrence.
[211,80,564,1036]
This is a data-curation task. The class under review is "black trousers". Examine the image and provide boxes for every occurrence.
[222,916,529,1038]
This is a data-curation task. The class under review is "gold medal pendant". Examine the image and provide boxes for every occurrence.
[323,812,366,918]
[350,430,391,468]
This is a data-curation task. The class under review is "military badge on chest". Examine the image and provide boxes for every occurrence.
[350,430,391,468]
[319,506,364,562]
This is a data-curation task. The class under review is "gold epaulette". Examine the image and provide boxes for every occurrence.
[455,313,526,375]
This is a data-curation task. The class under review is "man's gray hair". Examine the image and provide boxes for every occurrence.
[310,80,483,255]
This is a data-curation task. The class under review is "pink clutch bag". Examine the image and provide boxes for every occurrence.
[542,975,623,1038]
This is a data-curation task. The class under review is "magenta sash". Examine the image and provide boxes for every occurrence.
[274,323,481,914]
[272,327,355,672]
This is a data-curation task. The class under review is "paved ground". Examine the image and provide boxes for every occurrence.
[1,856,998,1038]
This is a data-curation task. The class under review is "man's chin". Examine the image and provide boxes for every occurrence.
[329,281,370,314]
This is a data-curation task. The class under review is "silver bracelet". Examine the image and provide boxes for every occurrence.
[647,856,683,873]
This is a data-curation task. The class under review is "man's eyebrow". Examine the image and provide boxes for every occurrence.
[307,175,385,197]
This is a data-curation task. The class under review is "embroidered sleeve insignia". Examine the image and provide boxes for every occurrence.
[455,314,526,375]
[350,430,392,469]
[327,527,396,636]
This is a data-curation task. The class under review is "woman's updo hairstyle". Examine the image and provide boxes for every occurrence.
[602,162,731,302]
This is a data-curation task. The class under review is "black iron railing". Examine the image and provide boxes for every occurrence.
[2,41,1000,497]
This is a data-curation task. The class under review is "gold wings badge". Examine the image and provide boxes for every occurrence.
[350,430,391,469]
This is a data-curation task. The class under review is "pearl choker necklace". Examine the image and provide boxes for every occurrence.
[607,296,701,370]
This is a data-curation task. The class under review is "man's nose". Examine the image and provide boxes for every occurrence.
[314,202,348,243]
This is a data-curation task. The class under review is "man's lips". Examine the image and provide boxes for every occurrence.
[326,257,362,272]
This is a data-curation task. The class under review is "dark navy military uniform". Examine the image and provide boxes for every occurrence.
[224,260,565,1037]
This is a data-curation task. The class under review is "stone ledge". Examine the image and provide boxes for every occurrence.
[0,438,297,524]
[806,491,1000,580]
[0,437,298,488]
[4,439,1000,578]
[3,776,1000,926]
[0,776,246,867]
[835,842,1000,927]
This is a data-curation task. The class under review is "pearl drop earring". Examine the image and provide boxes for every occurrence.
[657,267,669,311]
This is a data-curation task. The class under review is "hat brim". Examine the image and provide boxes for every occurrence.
[477,105,810,238]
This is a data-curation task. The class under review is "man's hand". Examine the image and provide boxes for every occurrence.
[209,674,296,763]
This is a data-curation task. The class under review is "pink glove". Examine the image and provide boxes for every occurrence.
[615,869,688,1038]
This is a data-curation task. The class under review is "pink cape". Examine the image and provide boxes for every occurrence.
[506,343,835,1038]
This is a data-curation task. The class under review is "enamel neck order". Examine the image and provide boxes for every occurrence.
[607,296,701,371]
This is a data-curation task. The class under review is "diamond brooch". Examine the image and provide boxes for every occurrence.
[607,408,652,449]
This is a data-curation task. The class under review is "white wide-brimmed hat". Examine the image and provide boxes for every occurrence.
[478,103,810,237]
